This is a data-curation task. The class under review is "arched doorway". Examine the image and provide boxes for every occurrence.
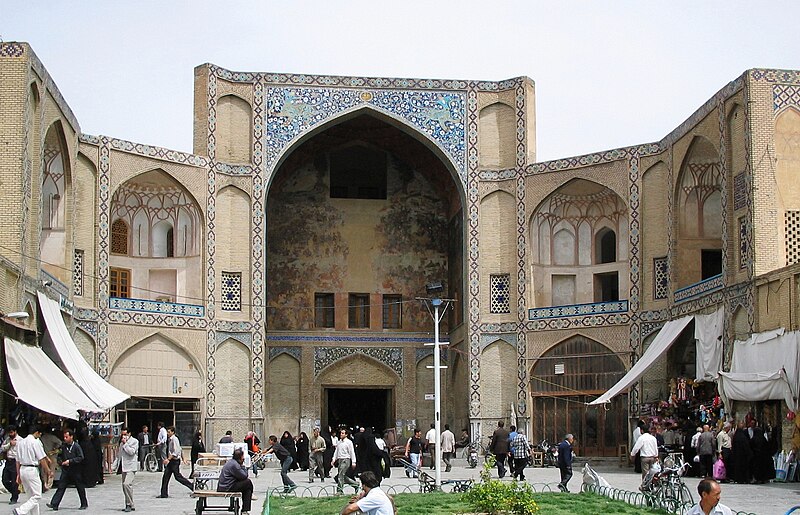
[530,335,627,456]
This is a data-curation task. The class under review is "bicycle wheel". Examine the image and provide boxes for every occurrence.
[145,452,158,472]
[678,482,693,506]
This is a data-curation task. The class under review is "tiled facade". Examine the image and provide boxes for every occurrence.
[2,41,799,452]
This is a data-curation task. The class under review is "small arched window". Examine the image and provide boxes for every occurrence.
[166,227,174,258]
[595,228,616,264]
[111,219,129,255]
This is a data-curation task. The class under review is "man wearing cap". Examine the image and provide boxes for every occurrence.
[13,425,52,515]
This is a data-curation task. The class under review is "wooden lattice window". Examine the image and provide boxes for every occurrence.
[111,219,129,255]
[315,293,335,328]
[382,294,402,329]
[110,267,131,298]
[531,336,626,396]
[348,293,370,329]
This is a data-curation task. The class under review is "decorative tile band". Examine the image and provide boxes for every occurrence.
[528,300,628,320]
[415,347,448,364]
[313,346,403,377]
[0,42,25,57]
[109,297,205,317]
[673,274,724,303]
[774,84,800,112]
[215,331,253,349]
[267,334,448,343]
[525,312,631,331]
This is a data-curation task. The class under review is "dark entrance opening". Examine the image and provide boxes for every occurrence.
[326,388,391,432]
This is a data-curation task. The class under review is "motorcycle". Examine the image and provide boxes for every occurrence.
[467,441,480,468]
[538,439,558,467]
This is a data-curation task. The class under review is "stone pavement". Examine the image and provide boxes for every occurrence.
[6,458,798,514]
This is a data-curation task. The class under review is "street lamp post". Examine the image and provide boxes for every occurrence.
[419,283,453,490]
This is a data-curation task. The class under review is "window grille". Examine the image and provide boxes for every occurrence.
[221,271,242,311]
[490,274,511,314]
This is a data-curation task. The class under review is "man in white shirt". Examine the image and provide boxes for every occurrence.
[13,425,52,515]
[156,422,168,472]
[332,428,358,494]
[424,423,436,470]
[340,471,394,515]
[684,478,733,515]
[157,426,193,498]
[440,424,455,473]
[630,424,659,486]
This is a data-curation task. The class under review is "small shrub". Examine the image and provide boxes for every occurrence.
[463,461,539,515]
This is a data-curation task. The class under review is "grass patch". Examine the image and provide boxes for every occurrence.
[267,491,669,515]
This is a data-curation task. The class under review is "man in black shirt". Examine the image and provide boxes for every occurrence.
[47,429,89,510]
[265,435,296,493]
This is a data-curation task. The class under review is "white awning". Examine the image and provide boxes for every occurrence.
[719,329,800,410]
[694,308,724,382]
[37,292,129,409]
[589,315,693,405]
[4,337,100,420]
[718,370,796,411]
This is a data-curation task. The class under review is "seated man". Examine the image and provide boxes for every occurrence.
[685,478,732,515]
[341,471,395,515]
[217,449,253,515]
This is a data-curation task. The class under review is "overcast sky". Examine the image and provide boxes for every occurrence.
[4,1,800,162]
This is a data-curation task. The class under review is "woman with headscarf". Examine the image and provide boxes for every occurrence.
[750,426,776,483]
[280,431,299,471]
[729,421,753,484]
[321,426,334,479]
[78,428,100,487]
[244,430,261,476]
[190,429,205,477]
[296,432,310,471]
[359,428,387,484]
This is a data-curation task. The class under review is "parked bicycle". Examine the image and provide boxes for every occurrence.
[140,443,159,472]
[642,461,693,512]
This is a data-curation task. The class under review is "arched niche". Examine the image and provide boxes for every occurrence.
[479,102,516,169]
[217,95,253,164]
[675,136,722,287]
[109,333,203,398]
[529,179,628,307]
[215,339,251,418]
[480,340,517,421]
[265,353,300,437]
[73,327,96,368]
[776,107,800,267]
[40,121,72,281]
[216,186,252,317]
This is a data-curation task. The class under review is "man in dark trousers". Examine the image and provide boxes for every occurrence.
[157,426,193,498]
[217,449,253,514]
[47,429,89,510]
[265,434,297,493]
[489,421,510,478]
[136,425,151,471]
[2,425,20,504]
[557,433,574,493]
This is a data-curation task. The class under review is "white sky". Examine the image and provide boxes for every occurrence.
[4,1,800,162]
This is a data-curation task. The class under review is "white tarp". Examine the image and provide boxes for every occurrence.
[719,330,800,410]
[694,308,724,381]
[4,337,100,420]
[718,370,796,410]
[37,292,129,409]
[589,315,694,405]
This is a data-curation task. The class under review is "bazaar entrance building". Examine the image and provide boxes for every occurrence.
[2,42,800,452]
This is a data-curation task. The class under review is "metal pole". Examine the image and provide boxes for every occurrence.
[432,298,442,489]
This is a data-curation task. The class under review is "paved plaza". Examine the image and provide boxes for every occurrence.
[6,458,798,514]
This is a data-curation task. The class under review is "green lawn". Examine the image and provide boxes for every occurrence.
[267,491,669,515]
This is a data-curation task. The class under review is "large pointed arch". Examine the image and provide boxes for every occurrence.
[269,105,466,205]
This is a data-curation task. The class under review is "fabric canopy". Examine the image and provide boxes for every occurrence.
[37,292,129,409]
[4,337,100,420]
[694,308,724,382]
[718,371,796,411]
[719,330,800,410]
[589,315,693,405]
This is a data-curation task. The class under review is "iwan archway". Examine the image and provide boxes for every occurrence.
[264,109,465,437]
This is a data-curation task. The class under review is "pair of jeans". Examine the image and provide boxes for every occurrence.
[280,456,296,489]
